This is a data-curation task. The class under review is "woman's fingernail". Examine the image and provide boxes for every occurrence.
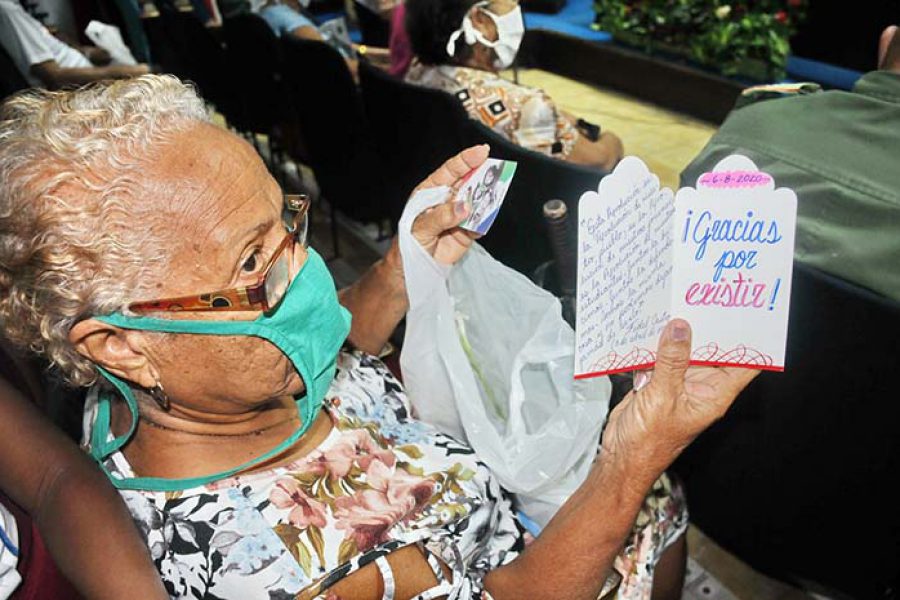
[454,200,468,217]
[633,371,650,390]
[672,322,689,341]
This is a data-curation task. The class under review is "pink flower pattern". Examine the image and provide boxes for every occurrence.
[332,460,436,550]
[301,429,396,480]
[268,478,327,529]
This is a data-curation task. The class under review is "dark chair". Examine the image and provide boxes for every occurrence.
[223,13,295,178]
[0,43,29,100]
[354,0,390,47]
[305,0,344,16]
[223,13,292,147]
[173,15,234,115]
[464,121,603,275]
[280,38,390,252]
[672,263,900,599]
[519,0,565,13]
[106,0,153,62]
[358,60,473,224]
[140,2,193,80]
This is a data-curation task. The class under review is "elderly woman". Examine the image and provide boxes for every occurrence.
[404,0,624,171]
[0,75,754,600]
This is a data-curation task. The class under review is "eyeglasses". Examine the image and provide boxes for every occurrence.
[129,194,310,313]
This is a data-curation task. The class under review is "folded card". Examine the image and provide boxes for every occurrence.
[574,155,796,378]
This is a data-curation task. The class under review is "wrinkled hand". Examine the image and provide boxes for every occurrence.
[410,145,489,265]
[601,319,759,483]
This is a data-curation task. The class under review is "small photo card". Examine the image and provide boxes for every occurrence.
[458,159,517,235]
[574,155,797,379]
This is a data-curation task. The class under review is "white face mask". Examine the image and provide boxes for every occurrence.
[445,2,525,69]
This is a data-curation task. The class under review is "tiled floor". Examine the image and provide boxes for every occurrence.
[687,527,820,600]
[507,68,718,190]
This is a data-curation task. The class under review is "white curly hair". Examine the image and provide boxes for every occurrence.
[0,74,210,386]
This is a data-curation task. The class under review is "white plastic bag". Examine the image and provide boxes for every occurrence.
[399,187,611,526]
[84,21,138,66]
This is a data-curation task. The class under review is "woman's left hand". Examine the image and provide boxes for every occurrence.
[339,145,490,354]
[410,144,489,265]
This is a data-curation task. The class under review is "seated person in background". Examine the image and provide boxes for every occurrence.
[404,0,623,171]
[0,74,759,599]
[216,0,318,35]
[216,0,390,77]
[0,0,148,88]
[0,375,168,599]
[388,2,413,77]
[682,25,900,301]
[355,0,401,19]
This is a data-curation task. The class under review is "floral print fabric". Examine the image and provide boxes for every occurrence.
[405,63,578,159]
[85,351,687,599]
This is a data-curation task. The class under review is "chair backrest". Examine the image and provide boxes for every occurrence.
[674,262,900,598]
[358,60,473,222]
[0,42,28,100]
[141,13,189,78]
[174,15,233,113]
[464,121,604,275]
[280,37,388,223]
[223,12,286,134]
[103,0,152,62]
[354,0,389,47]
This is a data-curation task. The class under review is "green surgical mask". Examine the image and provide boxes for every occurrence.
[89,247,352,491]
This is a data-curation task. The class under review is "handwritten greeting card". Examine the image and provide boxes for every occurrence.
[575,155,797,378]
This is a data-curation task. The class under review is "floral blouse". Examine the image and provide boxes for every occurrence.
[405,64,579,159]
[84,351,687,599]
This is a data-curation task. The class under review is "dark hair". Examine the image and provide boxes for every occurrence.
[483,163,501,185]
[405,0,478,66]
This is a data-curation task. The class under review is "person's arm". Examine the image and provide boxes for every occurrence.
[305,320,755,599]
[485,320,756,599]
[567,129,624,172]
[46,29,112,65]
[557,109,624,171]
[354,44,392,70]
[80,45,113,66]
[31,60,149,89]
[0,377,168,600]
[339,145,486,354]
[558,109,623,171]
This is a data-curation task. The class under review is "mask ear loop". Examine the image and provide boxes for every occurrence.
[445,3,499,58]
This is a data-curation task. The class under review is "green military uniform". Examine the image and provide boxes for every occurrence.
[681,72,900,301]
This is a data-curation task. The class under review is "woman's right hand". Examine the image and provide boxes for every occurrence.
[409,144,489,266]
[600,319,759,489]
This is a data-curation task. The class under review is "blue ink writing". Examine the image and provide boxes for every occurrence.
[712,249,758,282]
[691,210,782,260]
[768,278,781,311]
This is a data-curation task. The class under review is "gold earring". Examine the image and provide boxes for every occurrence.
[149,380,170,411]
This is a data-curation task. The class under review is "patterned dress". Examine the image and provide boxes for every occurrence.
[405,64,579,159]
[84,351,687,599]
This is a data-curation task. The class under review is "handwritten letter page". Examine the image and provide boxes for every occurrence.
[575,155,797,379]
[575,157,675,377]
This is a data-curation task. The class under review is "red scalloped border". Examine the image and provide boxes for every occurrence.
[576,342,779,379]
